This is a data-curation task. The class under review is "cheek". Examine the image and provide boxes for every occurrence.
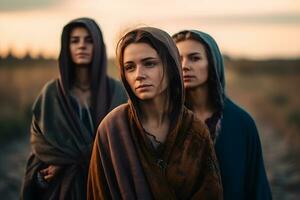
[125,74,135,89]
[89,45,94,54]
[197,62,209,76]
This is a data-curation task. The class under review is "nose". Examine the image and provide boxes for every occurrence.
[182,57,190,71]
[78,39,86,49]
[136,65,146,81]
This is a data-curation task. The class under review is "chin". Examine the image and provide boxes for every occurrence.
[137,96,153,101]
[75,60,92,65]
[184,83,196,89]
[135,93,155,101]
[184,81,208,90]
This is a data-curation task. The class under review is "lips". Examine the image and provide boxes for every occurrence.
[136,84,152,90]
[183,75,195,79]
[76,52,90,57]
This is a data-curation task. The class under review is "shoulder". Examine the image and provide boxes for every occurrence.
[40,79,58,95]
[222,98,260,142]
[107,76,121,85]
[97,103,129,131]
[95,103,130,145]
[224,98,256,127]
[107,76,124,92]
[32,79,58,112]
[102,103,128,122]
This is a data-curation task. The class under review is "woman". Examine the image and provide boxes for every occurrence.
[172,30,272,200]
[20,18,127,200]
[87,27,223,200]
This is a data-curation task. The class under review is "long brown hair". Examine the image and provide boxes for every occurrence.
[116,27,184,132]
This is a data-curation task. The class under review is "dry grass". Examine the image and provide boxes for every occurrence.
[0,59,299,149]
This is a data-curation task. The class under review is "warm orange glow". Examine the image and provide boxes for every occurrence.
[0,0,299,59]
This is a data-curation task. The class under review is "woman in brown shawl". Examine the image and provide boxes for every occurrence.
[87,27,223,200]
[20,17,127,200]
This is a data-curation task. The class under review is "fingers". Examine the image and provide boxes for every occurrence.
[51,165,61,173]
[39,167,49,175]
[44,173,54,182]
[48,165,61,175]
[39,165,62,182]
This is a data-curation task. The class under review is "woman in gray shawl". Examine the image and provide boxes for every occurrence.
[20,17,127,200]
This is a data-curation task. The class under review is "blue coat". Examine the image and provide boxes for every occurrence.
[216,98,272,200]
[174,29,272,200]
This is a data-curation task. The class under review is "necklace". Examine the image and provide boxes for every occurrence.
[74,83,91,92]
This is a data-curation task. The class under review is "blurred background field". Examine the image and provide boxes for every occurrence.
[1,0,300,199]
[0,55,300,199]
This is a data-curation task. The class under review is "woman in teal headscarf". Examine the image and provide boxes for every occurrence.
[173,30,272,200]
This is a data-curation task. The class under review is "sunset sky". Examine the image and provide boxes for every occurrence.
[0,0,300,59]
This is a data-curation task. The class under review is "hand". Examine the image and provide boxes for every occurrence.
[39,165,62,182]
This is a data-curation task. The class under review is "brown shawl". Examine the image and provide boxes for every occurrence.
[88,27,223,200]
[88,104,223,199]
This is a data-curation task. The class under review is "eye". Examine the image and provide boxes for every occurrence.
[144,61,157,68]
[190,55,201,62]
[124,63,135,72]
[86,37,93,44]
[70,38,79,44]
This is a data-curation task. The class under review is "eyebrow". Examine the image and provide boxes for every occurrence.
[141,57,158,62]
[70,35,92,39]
[124,57,158,64]
[187,52,201,56]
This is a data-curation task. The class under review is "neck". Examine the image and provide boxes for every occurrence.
[186,85,215,119]
[139,91,169,128]
[74,66,90,88]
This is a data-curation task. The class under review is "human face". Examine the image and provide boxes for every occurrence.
[176,39,209,89]
[123,43,168,101]
[69,27,93,66]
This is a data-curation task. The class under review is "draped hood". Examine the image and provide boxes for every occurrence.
[174,30,226,111]
[118,27,184,133]
[59,17,109,125]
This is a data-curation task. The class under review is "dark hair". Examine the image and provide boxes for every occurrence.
[116,29,182,122]
[173,31,222,111]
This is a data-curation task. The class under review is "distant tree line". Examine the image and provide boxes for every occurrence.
[0,51,56,67]
[1,51,299,74]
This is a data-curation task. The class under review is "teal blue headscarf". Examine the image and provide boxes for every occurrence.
[173,30,226,110]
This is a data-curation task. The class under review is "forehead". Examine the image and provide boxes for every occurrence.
[123,43,159,62]
[70,26,90,37]
[176,39,206,55]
